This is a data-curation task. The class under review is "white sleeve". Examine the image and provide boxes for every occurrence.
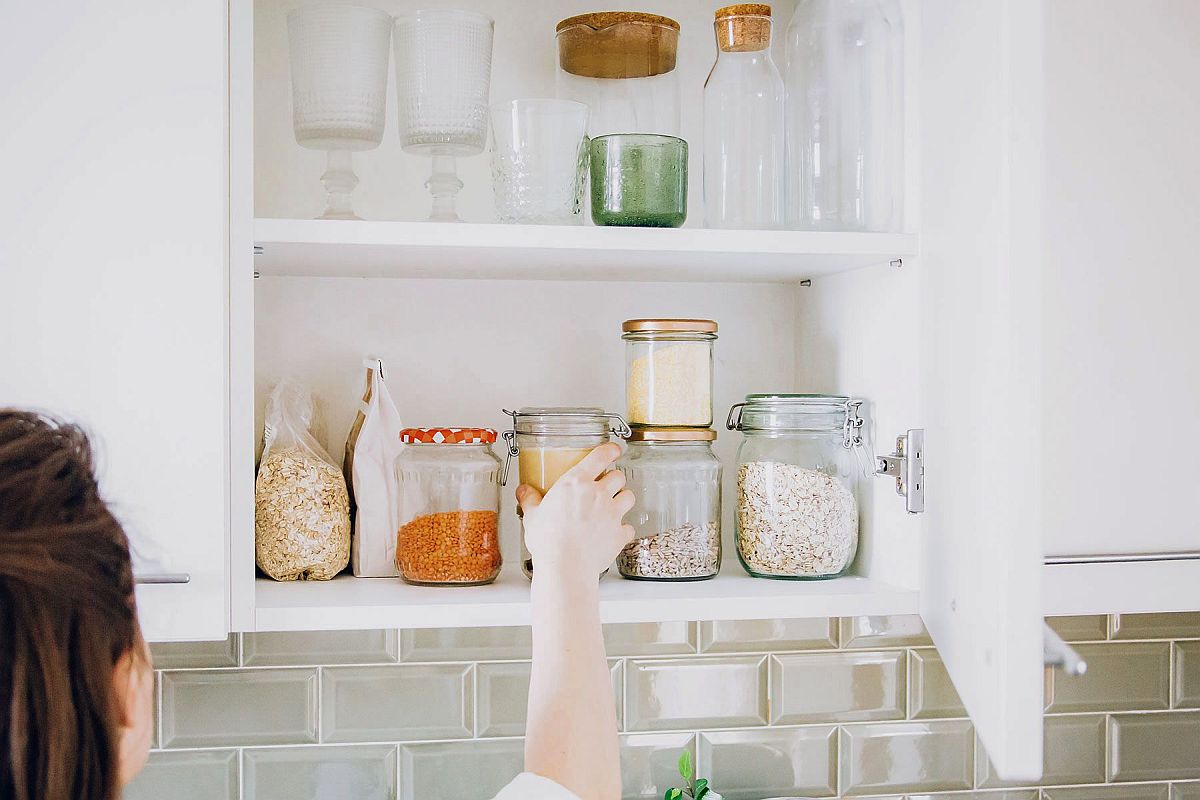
[490,772,581,800]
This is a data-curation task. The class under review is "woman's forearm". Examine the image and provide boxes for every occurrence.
[525,571,621,800]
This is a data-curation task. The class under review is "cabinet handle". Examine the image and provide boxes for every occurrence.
[134,573,192,585]
[1044,624,1087,676]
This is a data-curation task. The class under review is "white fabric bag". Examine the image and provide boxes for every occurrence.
[346,358,404,577]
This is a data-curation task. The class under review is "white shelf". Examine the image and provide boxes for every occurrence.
[253,218,918,283]
[253,566,919,632]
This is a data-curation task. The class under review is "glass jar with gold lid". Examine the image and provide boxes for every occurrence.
[623,319,718,428]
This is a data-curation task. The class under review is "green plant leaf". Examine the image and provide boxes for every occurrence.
[664,789,682,800]
[678,749,693,782]
[695,788,708,800]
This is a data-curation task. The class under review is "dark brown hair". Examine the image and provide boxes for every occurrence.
[0,410,140,800]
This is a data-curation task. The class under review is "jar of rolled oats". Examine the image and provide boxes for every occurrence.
[616,428,722,581]
[726,394,864,580]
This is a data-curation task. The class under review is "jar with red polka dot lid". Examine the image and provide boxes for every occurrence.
[394,427,502,586]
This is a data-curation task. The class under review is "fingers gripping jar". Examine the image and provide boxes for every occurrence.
[501,407,631,578]
[727,395,866,579]
[394,428,502,586]
[616,428,722,581]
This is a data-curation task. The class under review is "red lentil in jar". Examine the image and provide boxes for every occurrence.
[394,428,502,586]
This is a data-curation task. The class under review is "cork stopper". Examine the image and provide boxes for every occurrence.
[714,4,772,53]
[557,11,681,78]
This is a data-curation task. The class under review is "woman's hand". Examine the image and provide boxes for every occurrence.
[517,442,635,580]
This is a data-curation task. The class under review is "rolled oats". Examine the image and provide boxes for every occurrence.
[255,445,351,581]
[736,461,857,577]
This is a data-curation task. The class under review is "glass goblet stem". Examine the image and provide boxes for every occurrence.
[319,150,361,221]
[426,154,464,222]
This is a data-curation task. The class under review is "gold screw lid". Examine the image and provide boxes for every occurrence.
[627,427,717,442]
[621,318,718,333]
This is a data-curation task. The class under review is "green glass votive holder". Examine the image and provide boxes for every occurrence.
[590,134,688,228]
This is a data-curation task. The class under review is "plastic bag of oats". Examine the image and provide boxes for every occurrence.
[255,380,350,581]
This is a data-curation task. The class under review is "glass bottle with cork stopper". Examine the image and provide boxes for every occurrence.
[703,4,785,229]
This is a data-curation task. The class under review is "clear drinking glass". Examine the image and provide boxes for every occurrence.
[703,4,785,229]
[393,9,494,223]
[288,5,393,221]
[490,99,589,225]
[784,0,904,231]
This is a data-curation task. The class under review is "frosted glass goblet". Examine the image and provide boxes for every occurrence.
[394,9,495,222]
[288,5,392,220]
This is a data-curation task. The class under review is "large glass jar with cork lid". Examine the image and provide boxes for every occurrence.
[556,12,681,138]
[502,407,631,578]
[623,319,718,428]
[616,428,722,581]
[727,394,866,579]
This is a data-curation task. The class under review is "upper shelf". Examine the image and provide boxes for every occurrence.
[253,218,919,283]
[253,568,919,632]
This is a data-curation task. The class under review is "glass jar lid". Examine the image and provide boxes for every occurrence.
[500,407,632,485]
[627,427,716,442]
[505,406,631,437]
[727,394,865,447]
[400,427,497,445]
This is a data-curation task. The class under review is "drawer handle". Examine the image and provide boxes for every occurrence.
[134,573,192,585]
[1044,624,1087,676]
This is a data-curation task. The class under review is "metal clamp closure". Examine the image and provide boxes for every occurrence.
[725,402,747,431]
[842,400,865,449]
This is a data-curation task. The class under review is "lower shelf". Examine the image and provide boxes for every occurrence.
[253,565,919,632]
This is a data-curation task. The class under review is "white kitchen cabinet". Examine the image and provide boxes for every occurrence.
[0,0,234,641]
[5,0,1198,784]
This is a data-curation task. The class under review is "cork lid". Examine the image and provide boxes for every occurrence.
[714,3,772,53]
[557,11,680,79]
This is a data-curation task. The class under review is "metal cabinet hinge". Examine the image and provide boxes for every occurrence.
[875,429,924,513]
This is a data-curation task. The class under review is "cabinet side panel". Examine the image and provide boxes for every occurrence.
[794,264,922,592]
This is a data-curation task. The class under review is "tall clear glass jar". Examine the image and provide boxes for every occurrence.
[556,12,681,138]
[784,0,904,232]
[394,428,502,586]
[727,395,865,579]
[703,4,785,229]
[616,428,722,581]
[502,407,631,578]
[623,319,717,428]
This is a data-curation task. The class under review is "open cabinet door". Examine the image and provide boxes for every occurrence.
[918,0,1045,781]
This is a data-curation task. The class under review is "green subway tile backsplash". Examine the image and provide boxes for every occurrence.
[127,613,1200,800]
